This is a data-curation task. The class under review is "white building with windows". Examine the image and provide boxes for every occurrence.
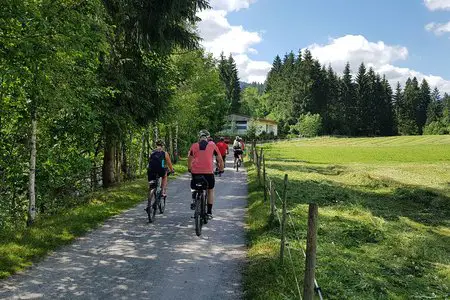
[221,114,278,136]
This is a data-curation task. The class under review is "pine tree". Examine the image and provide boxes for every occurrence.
[218,53,241,114]
[399,77,419,135]
[265,55,282,92]
[393,82,403,134]
[417,79,431,134]
[229,55,241,113]
[426,87,443,125]
[380,75,395,135]
[340,62,356,135]
[355,62,369,135]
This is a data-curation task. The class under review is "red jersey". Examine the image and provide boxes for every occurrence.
[216,141,228,156]
[189,140,220,174]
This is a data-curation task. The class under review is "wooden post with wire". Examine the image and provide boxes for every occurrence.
[303,203,318,300]
[263,155,267,202]
[258,148,263,185]
[269,180,275,219]
[279,174,288,264]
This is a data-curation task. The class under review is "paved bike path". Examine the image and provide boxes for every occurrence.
[0,158,247,299]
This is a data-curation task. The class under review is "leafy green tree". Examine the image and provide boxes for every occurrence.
[291,113,323,137]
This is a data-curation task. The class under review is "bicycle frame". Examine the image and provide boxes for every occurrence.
[192,176,209,236]
[147,176,162,223]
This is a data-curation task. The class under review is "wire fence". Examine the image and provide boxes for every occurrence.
[249,140,324,300]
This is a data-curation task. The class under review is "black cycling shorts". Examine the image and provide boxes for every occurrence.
[191,174,215,190]
[234,149,243,158]
[148,168,167,181]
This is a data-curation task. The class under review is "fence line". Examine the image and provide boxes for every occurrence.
[249,141,323,300]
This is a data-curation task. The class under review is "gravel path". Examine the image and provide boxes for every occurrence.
[0,158,248,300]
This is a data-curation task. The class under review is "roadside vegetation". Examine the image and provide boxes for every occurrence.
[245,136,450,299]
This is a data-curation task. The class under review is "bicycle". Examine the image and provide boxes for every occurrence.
[146,171,173,223]
[191,171,222,236]
[234,149,243,172]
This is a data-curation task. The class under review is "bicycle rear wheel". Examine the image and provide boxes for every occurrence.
[147,191,156,223]
[236,158,240,172]
[195,193,203,236]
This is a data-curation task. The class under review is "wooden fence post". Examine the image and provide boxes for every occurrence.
[279,174,288,265]
[269,180,275,219]
[263,155,267,202]
[303,203,319,300]
[258,148,263,185]
[255,148,260,185]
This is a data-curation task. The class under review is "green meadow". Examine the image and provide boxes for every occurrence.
[245,136,450,299]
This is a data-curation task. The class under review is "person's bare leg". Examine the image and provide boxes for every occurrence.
[207,188,214,204]
[207,188,214,215]
[161,175,168,196]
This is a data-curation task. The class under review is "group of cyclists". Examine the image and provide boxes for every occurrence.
[146,130,245,219]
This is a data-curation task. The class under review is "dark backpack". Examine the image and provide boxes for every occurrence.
[148,150,165,173]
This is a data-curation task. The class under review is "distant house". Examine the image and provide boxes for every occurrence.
[221,114,278,136]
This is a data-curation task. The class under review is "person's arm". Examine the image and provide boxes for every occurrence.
[187,147,194,171]
[165,152,174,173]
[214,145,224,171]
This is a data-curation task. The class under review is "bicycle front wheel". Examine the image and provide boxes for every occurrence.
[159,193,166,214]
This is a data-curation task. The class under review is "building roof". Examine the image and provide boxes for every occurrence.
[226,114,277,125]
[255,118,277,125]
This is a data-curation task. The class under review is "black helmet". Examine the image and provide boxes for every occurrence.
[219,137,225,142]
[155,139,164,146]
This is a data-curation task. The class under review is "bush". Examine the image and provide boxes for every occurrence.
[291,113,323,137]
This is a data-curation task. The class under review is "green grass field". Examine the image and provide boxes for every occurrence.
[245,136,450,299]
[0,162,188,279]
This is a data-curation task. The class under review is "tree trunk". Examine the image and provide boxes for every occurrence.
[102,134,115,188]
[154,121,159,146]
[121,140,129,180]
[128,131,133,178]
[169,125,174,160]
[139,131,145,175]
[116,142,121,183]
[174,122,179,163]
[27,109,37,226]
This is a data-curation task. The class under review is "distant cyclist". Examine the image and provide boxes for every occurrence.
[188,130,224,218]
[216,137,228,168]
[232,136,243,167]
[147,140,174,198]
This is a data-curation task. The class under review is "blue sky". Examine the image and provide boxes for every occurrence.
[198,0,450,92]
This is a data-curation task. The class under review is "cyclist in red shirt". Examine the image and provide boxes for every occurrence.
[216,137,229,168]
[188,130,224,218]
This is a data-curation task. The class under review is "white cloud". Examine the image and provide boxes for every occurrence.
[424,0,450,11]
[197,0,270,82]
[234,54,272,83]
[305,35,450,93]
[201,25,262,56]
[425,21,450,35]
[306,35,408,71]
[209,0,256,12]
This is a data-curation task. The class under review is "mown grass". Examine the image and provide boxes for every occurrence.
[244,136,450,300]
[0,162,188,279]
